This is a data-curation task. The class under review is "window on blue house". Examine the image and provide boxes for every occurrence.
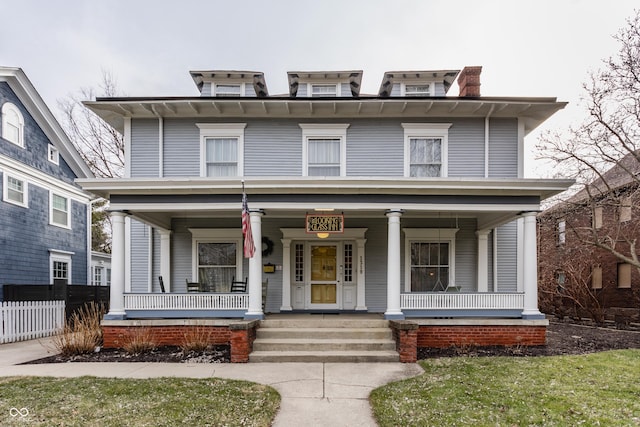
[3,174,28,207]
[1,102,24,147]
[51,193,70,228]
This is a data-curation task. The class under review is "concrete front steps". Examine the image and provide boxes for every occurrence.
[249,316,399,362]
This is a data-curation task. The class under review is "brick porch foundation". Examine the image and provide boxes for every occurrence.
[391,318,548,362]
[101,319,259,363]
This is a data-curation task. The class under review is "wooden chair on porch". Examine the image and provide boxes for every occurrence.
[230,277,248,293]
[186,279,201,292]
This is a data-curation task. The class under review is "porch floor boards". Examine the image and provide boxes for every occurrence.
[250,314,399,363]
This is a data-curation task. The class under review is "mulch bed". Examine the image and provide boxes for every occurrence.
[27,345,230,364]
[25,321,640,364]
[419,321,640,359]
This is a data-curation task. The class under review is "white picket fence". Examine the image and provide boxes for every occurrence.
[0,301,65,344]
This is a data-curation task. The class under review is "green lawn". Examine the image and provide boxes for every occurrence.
[0,376,280,427]
[371,349,640,426]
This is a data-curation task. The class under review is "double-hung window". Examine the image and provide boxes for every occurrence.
[300,124,349,177]
[190,229,242,293]
[402,123,451,178]
[3,173,28,207]
[2,102,24,147]
[197,123,246,177]
[404,228,458,292]
[51,192,70,228]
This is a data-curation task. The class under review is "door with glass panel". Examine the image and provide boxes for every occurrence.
[309,244,339,307]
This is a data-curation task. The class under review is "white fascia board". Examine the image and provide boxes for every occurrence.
[0,154,93,203]
[109,202,541,213]
[0,69,94,178]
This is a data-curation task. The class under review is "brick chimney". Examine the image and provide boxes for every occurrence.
[458,66,482,97]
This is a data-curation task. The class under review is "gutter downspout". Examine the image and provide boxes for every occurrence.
[484,104,495,178]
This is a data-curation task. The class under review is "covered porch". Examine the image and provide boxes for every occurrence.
[78,177,571,322]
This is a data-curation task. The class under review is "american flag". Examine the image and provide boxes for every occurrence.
[242,191,256,258]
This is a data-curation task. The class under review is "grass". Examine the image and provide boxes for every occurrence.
[370,349,640,426]
[0,376,280,427]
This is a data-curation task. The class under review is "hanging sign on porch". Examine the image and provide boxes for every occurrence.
[306,214,344,234]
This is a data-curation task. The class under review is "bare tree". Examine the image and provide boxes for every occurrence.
[58,70,125,179]
[58,70,125,252]
[537,10,640,272]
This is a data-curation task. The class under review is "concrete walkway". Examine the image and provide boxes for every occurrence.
[0,338,424,426]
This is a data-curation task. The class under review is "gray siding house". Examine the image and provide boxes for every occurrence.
[0,67,94,296]
[80,67,571,326]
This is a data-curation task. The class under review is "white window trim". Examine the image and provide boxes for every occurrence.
[401,82,434,97]
[403,228,459,292]
[402,123,451,178]
[558,220,566,245]
[196,123,246,177]
[188,228,243,283]
[49,249,74,284]
[2,171,28,208]
[50,191,71,229]
[1,102,25,148]
[213,83,245,97]
[48,144,59,165]
[300,123,349,177]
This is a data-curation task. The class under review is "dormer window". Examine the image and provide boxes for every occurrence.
[214,84,242,97]
[403,83,432,97]
[311,84,338,97]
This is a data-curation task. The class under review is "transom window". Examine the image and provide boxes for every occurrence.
[197,123,246,177]
[2,102,24,147]
[311,84,338,97]
[215,84,242,97]
[300,124,349,177]
[402,123,451,178]
[404,228,458,293]
[403,84,432,97]
[3,174,28,207]
[51,193,70,228]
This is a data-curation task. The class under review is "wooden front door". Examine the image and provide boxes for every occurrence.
[310,245,338,305]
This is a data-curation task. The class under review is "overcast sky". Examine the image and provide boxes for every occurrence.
[2,0,638,176]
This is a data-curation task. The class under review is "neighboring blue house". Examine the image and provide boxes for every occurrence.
[79,66,573,357]
[0,67,94,298]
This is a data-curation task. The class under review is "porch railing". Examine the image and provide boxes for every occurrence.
[124,293,248,311]
[401,292,524,310]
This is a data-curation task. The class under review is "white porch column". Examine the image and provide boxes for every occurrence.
[522,212,543,319]
[476,230,490,292]
[245,210,265,319]
[384,210,404,319]
[280,239,293,311]
[105,212,127,319]
[159,229,171,291]
[355,238,367,311]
